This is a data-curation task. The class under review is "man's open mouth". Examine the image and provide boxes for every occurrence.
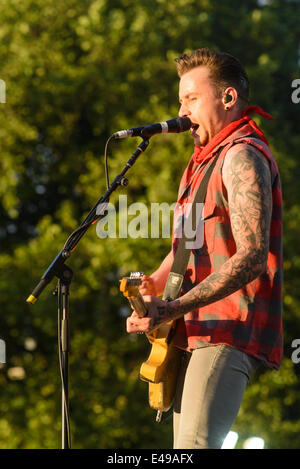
[191,124,199,136]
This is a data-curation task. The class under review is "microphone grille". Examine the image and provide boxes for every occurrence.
[178,116,191,132]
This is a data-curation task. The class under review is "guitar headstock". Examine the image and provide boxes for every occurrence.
[120,271,144,298]
[120,272,148,317]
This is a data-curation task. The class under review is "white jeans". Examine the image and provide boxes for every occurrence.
[173,345,261,449]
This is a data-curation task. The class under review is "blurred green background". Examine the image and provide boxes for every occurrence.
[0,0,300,449]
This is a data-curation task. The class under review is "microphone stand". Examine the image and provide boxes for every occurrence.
[26,137,150,449]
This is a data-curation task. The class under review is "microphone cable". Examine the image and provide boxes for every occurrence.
[104,134,114,190]
[61,134,114,253]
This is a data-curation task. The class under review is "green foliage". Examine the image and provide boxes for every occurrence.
[0,0,299,449]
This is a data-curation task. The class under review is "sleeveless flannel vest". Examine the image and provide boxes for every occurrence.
[173,119,283,369]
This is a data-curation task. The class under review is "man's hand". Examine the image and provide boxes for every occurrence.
[126,295,170,334]
[139,275,157,296]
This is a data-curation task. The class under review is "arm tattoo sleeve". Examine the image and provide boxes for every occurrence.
[168,145,273,317]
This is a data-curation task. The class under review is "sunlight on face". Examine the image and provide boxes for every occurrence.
[178,66,225,146]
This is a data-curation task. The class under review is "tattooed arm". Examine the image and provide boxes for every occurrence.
[167,143,272,317]
[127,144,272,333]
[127,143,272,333]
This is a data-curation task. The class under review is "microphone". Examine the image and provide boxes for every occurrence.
[112,116,191,139]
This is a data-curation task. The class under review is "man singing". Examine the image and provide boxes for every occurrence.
[126,48,283,449]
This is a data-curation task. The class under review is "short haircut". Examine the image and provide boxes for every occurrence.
[175,48,249,106]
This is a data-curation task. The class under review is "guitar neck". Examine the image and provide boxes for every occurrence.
[128,292,148,318]
[120,273,148,318]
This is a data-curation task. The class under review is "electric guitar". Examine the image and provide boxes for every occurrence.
[120,272,181,422]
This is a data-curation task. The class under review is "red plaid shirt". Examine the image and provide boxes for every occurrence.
[173,122,283,369]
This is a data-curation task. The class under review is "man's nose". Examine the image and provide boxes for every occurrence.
[179,102,190,118]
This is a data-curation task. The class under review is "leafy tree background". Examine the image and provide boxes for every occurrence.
[0,0,299,449]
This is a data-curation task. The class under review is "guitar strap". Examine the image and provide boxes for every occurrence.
[162,147,222,302]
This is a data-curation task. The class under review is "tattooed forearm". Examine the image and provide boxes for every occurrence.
[151,305,167,328]
[167,144,272,318]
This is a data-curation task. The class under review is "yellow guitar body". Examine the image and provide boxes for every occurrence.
[120,272,181,421]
